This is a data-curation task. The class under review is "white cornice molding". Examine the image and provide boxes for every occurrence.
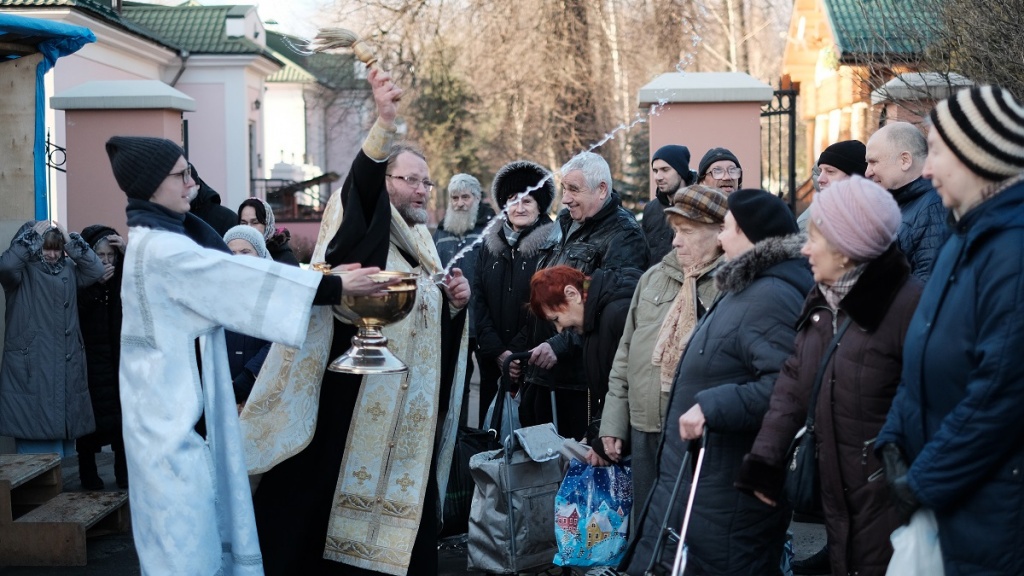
[1,8,179,65]
[187,54,282,77]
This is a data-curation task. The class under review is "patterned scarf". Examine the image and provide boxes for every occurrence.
[651,256,722,391]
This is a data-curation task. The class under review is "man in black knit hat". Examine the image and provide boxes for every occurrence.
[697,146,743,195]
[645,144,696,263]
[797,139,868,233]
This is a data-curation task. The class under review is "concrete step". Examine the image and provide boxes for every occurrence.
[0,490,129,566]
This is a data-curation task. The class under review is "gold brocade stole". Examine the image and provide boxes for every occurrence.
[322,209,450,574]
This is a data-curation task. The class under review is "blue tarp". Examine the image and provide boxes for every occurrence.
[0,14,95,220]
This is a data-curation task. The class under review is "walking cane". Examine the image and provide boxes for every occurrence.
[670,427,708,576]
[644,445,693,576]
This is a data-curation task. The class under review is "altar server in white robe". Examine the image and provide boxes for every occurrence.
[105,136,387,576]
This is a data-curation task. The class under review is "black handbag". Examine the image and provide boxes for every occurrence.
[785,318,851,514]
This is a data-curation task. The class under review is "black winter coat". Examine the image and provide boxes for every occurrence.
[737,246,922,576]
[189,182,238,237]
[472,216,555,362]
[642,191,675,265]
[77,263,123,443]
[624,234,813,576]
[891,176,947,281]
[225,331,271,404]
[529,192,649,390]
[266,230,300,266]
[581,267,641,419]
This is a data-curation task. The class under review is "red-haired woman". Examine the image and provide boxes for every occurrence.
[527,264,640,460]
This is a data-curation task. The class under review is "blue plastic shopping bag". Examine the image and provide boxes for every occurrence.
[553,458,632,567]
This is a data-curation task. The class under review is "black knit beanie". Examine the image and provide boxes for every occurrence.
[698,147,742,182]
[105,136,186,200]
[491,160,555,214]
[652,144,695,186]
[817,140,867,177]
[80,224,118,248]
[727,188,798,244]
[930,85,1024,181]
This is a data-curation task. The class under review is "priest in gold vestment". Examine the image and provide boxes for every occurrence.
[241,69,470,575]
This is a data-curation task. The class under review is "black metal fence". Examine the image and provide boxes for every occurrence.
[760,88,798,212]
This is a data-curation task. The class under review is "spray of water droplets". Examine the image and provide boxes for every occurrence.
[280,27,701,278]
[438,97,671,278]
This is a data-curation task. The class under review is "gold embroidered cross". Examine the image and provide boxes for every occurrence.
[396,473,415,492]
[407,409,427,425]
[353,467,372,485]
[367,402,386,421]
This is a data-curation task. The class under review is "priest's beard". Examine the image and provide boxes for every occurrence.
[442,201,480,235]
[398,204,429,225]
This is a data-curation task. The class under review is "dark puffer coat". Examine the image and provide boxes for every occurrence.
[877,177,1024,576]
[189,177,238,237]
[642,191,675,265]
[76,225,125,447]
[737,245,922,576]
[623,234,812,576]
[0,222,105,440]
[472,215,555,363]
[580,267,642,420]
[266,229,300,266]
[890,176,947,281]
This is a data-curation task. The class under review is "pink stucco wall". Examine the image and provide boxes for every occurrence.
[180,82,228,197]
[648,101,764,198]
[64,109,185,234]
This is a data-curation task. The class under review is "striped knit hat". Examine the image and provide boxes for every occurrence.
[930,86,1024,181]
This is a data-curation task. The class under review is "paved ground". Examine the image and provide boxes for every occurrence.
[0,365,828,575]
[0,448,827,576]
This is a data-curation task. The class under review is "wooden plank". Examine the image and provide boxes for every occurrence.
[0,454,62,520]
[15,491,128,531]
[0,521,87,566]
[0,454,61,489]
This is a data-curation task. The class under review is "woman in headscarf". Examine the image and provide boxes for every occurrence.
[0,220,105,457]
[736,176,922,576]
[624,189,813,575]
[222,225,274,412]
[876,85,1024,575]
[76,225,129,489]
[238,197,299,265]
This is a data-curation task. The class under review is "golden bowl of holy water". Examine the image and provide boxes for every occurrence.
[323,269,419,374]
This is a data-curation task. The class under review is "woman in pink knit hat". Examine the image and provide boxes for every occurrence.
[736,175,924,576]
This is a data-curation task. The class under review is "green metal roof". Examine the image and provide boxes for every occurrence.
[823,0,944,61]
[122,3,278,62]
[267,50,316,83]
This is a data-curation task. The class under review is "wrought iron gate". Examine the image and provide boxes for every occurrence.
[760,87,798,212]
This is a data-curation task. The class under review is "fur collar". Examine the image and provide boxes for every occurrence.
[714,234,806,294]
[482,217,555,258]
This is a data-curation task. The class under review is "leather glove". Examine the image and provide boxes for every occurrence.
[882,443,919,524]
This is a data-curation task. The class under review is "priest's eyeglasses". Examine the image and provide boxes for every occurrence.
[709,166,742,179]
[168,163,195,186]
[386,174,434,193]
